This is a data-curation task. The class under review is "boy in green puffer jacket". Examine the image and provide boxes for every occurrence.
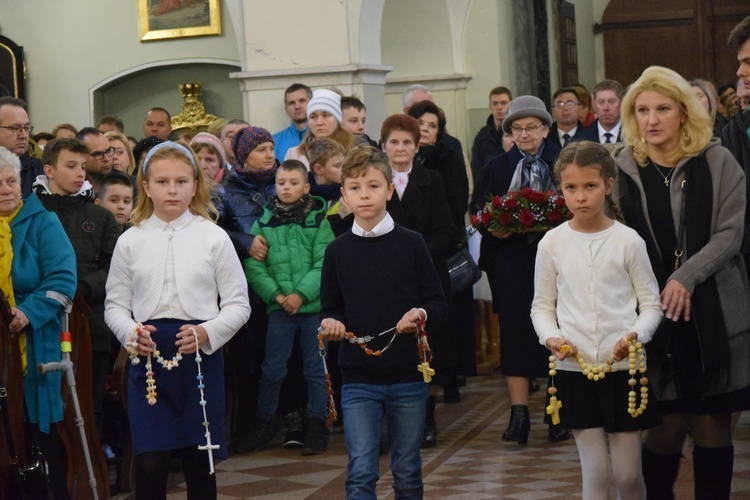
[241,159,335,455]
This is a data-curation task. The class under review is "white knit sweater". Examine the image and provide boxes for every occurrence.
[105,211,251,354]
[531,221,663,372]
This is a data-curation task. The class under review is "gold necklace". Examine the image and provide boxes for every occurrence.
[651,161,675,187]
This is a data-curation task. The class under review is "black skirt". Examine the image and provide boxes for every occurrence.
[544,369,662,433]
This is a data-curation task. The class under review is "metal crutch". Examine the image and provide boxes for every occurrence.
[38,300,99,500]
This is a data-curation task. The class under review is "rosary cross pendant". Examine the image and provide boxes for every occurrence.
[546,395,562,425]
[418,362,435,383]
[664,178,670,187]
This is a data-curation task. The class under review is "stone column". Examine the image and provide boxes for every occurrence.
[230,0,391,137]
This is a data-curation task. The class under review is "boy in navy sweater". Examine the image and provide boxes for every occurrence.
[319,145,447,499]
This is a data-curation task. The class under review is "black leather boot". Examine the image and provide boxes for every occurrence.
[641,446,681,500]
[421,395,438,448]
[548,423,570,442]
[502,405,530,445]
[694,445,733,500]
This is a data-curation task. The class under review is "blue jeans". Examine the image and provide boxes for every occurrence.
[342,381,428,500]
[257,310,327,419]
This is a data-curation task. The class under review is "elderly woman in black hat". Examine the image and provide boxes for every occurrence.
[471,96,567,445]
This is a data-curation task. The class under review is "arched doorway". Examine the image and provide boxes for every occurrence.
[91,60,241,138]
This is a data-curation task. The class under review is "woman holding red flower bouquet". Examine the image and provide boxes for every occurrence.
[471,95,568,444]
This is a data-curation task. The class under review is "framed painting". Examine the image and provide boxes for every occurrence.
[138,0,221,42]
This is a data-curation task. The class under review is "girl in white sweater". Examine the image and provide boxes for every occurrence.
[531,142,662,500]
[105,142,250,499]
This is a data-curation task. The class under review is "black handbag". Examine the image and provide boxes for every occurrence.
[1,324,49,499]
[11,446,49,499]
[447,232,482,295]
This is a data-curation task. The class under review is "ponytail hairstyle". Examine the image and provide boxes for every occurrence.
[131,141,216,225]
[553,141,625,223]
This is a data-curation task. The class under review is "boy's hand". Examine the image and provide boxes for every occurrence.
[612,332,638,361]
[397,308,424,333]
[249,235,268,261]
[177,324,208,354]
[282,293,303,315]
[275,294,286,306]
[546,337,577,360]
[319,318,346,340]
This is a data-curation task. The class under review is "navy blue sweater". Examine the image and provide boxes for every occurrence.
[320,225,448,385]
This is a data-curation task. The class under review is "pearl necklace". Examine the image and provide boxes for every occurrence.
[547,340,648,423]
[126,323,220,473]
[316,319,436,426]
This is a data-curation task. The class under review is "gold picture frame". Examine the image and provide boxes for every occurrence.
[138,0,221,42]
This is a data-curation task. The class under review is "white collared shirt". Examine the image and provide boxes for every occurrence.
[352,212,395,238]
[598,121,622,143]
[557,126,577,146]
[392,168,411,199]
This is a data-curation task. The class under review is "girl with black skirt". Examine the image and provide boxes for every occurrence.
[532,142,663,499]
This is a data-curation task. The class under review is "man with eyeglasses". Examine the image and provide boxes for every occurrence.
[581,80,624,144]
[0,97,44,197]
[76,127,114,196]
[547,88,585,150]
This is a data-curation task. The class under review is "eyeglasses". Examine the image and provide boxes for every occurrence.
[510,124,544,134]
[0,125,33,135]
[90,146,115,160]
[553,100,579,108]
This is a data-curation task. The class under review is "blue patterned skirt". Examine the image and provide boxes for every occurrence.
[128,318,226,458]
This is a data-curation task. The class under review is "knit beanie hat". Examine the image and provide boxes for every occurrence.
[190,132,227,165]
[232,126,274,172]
[307,89,342,124]
[502,96,553,134]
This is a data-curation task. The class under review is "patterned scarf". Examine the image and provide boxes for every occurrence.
[269,194,314,225]
[0,201,25,373]
[240,165,278,186]
[508,144,554,192]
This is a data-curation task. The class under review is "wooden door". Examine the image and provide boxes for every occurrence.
[597,0,750,87]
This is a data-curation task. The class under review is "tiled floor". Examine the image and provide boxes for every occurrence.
[114,372,750,499]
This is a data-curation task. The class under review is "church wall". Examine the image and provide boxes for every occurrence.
[1,0,242,134]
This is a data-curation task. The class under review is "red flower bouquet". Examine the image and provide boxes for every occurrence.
[471,188,572,233]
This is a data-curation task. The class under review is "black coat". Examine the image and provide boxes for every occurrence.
[470,140,560,376]
[416,141,469,231]
[547,120,588,150]
[36,190,120,352]
[20,152,44,198]
[387,162,458,375]
[471,115,504,184]
[720,108,750,270]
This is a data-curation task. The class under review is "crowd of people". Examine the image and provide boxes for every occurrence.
[1,14,750,500]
